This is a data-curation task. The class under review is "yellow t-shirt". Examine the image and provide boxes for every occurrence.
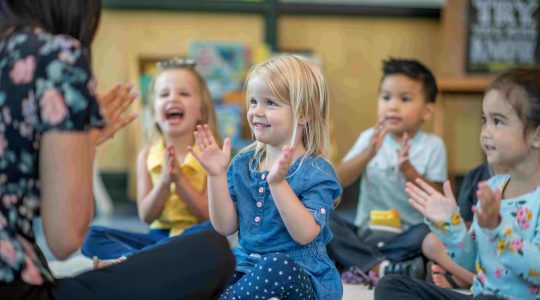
[146,139,206,236]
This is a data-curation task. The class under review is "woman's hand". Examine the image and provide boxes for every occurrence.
[267,145,294,184]
[473,182,502,229]
[406,179,457,222]
[190,124,231,177]
[92,83,138,146]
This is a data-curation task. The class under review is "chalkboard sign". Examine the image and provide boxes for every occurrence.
[466,0,540,73]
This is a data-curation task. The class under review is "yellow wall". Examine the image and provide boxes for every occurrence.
[278,16,442,163]
[92,10,484,196]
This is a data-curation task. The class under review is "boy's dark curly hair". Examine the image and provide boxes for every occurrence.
[382,58,438,103]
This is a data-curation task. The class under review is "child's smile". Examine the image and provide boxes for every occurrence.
[164,104,185,125]
[246,76,298,149]
[252,121,271,129]
[153,69,201,137]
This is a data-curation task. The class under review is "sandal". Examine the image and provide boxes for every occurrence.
[426,261,461,289]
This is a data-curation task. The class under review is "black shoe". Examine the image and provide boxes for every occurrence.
[384,256,425,280]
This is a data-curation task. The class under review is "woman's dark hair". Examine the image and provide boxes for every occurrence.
[487,68,540,132]
[1,0,101,50]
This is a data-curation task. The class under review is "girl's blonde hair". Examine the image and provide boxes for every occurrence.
[146,61,220,145]
[242,54,330,160]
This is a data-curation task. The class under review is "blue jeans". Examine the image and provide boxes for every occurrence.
[81,221,214,259]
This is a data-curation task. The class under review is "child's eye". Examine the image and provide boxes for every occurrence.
[159,92,169,98]
[494,118,504,126]
[481,116,486,125]
[180,92,190,97]
[267,100,277,107]
[249,98,257,105]
[382,95,391,101]
[402,97,412,102]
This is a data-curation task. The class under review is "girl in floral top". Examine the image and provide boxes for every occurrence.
[0,0,233,299]
[376,68,540,300]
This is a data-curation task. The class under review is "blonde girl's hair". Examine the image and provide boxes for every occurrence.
[241,54,330,161]
[146,59,221,146]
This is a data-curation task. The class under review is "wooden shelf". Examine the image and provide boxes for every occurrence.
[437,76,494,93]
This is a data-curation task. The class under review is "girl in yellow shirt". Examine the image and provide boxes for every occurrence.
[82,58,220,260]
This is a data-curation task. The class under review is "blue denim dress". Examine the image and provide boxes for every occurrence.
[227,149,343,300]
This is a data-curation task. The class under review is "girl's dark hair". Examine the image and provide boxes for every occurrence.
[1,0,101,50]
[487,68,540,131]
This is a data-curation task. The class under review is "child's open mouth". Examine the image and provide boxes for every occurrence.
[165,108,184,123]
[484,144,496,154]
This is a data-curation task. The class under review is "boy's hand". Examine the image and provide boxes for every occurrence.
[397,132,411,171]
[190,124,231,177]
[473,182,501,229]
[267,145,294,184]
[406,179,457,222]
[367,119,389,157]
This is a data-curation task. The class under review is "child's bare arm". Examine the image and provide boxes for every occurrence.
[336,148,373,188]
[207,173,238,235]
[400,161,443,192]
[190,125,238,235]
[172,174,209,221]
[136,148,170,224]
[337,121,389,187]
[268,146,320,245]
[398,133,443,193]
[167,146,209,221]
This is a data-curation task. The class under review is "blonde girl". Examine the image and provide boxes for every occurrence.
[82,58,220,260]
[192,55,342,300]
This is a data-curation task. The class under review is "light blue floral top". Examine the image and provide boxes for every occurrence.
[0,26,103,285]
[227,149,343,300]
[428,175,540,299]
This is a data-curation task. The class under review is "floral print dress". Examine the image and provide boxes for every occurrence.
[0,26,103,285]
[429,175,540,299]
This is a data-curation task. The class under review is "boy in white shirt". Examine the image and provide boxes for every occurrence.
[330,59,447,285]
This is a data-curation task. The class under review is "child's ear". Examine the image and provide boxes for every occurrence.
[532,126,540,149]
[422,102,435,122]
[298,116,309,126]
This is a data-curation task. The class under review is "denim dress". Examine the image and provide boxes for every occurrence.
[227,149,343,300]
